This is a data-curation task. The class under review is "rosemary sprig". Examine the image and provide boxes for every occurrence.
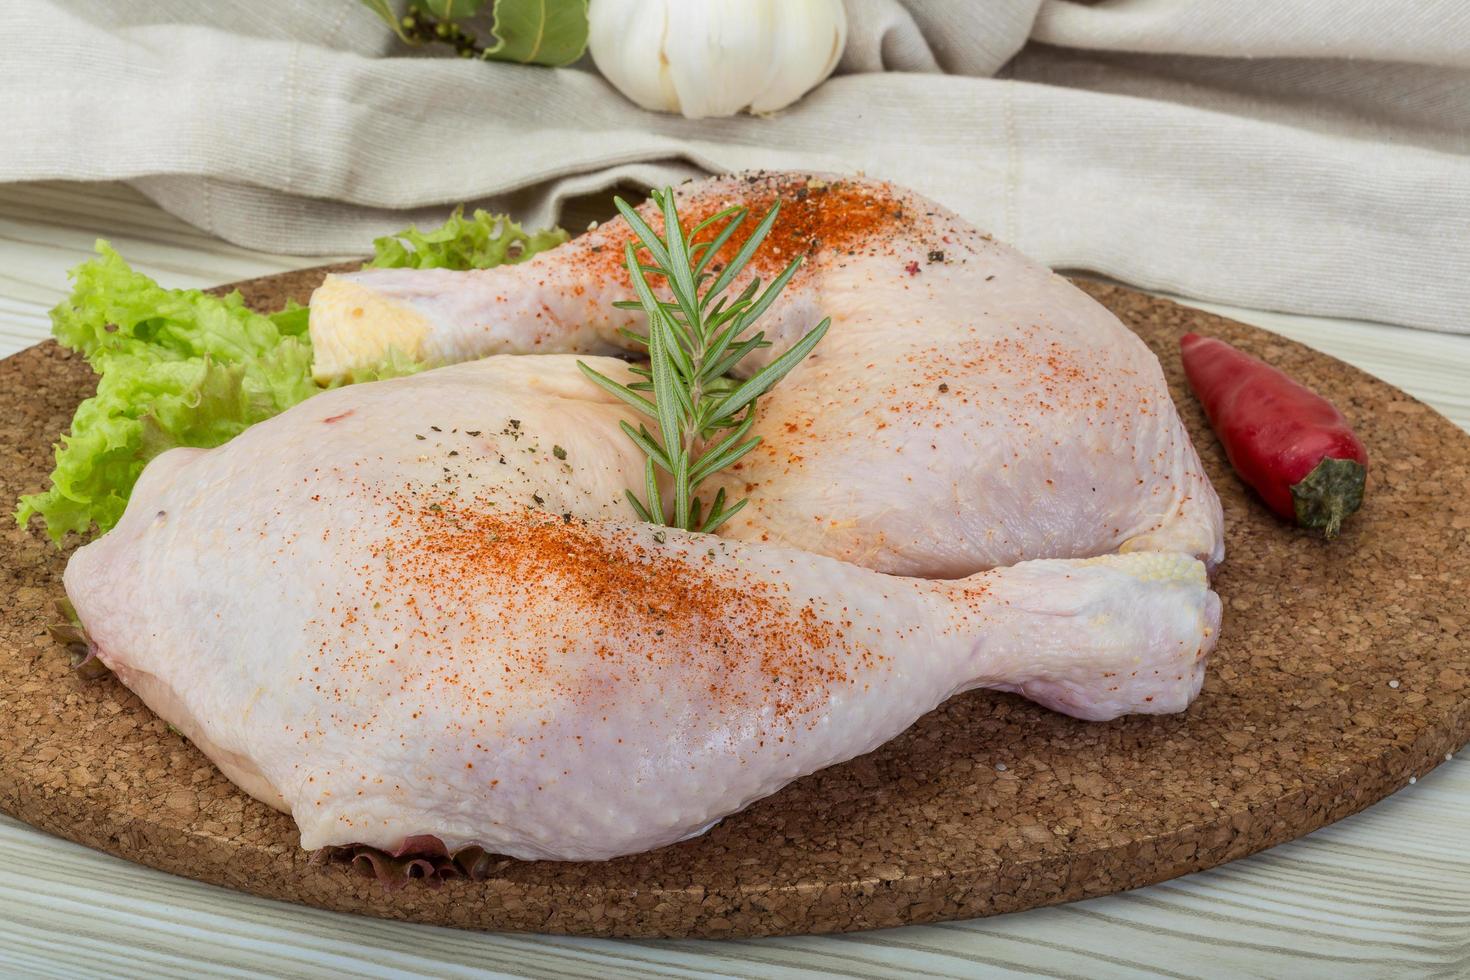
[578,187,830,534]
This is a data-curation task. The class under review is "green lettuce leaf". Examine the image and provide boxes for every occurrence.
[16,243,320,543]
[337,346,429,383]
[367,206,568,270]
[267,299,312,337]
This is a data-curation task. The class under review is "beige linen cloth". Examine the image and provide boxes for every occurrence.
[4,0,1468,333]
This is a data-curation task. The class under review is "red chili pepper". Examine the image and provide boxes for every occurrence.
[1180,333,1368,538]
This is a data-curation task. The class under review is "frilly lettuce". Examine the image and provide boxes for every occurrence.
[367,206,568,270]
[16,244,320,543]
[17,208,567,543]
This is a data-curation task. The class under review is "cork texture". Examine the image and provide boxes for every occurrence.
[2,266,1466,938]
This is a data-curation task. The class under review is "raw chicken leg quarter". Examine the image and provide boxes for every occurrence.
[65,173,1226,862]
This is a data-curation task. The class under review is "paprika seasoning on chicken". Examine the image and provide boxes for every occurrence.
[1180,333,1368,538]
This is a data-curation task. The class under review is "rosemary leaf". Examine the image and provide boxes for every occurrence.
[733,258,803,334]
[624,489,655,524]
[576,361,656,418]
[704,332,769,386]
[706,201,783,302]
[701,495,749,535]
[692,209,746,278]
[643,456,663,522]
[711,317,831,426]
[618,420,671,471]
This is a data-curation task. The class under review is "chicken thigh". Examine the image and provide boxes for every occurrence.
[311,173,1223,577]
[65,359,1220,860]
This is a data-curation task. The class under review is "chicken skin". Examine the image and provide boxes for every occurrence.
[66,357,1220,860]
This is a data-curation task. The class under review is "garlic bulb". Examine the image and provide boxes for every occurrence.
[589,0,848,119]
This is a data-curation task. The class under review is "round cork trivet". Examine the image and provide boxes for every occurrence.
[2,267,1467,938]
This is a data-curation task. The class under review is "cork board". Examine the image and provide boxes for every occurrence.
[2,267,1467,938]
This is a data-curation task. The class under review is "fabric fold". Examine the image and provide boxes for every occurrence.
[3,0,1466,333]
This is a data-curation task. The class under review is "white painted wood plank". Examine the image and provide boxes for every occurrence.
[1,181,1467,978]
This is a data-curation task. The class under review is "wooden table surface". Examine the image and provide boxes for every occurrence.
[2,181,1467,979]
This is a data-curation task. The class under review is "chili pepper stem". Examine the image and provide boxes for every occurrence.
[1289,456,1367,540]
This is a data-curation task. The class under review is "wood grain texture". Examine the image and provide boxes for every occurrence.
[2,181,1469,975]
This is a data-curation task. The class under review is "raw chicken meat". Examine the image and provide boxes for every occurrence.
[312,173,1223,577]
[63,173,1228,861]
[65,356,1221,860]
